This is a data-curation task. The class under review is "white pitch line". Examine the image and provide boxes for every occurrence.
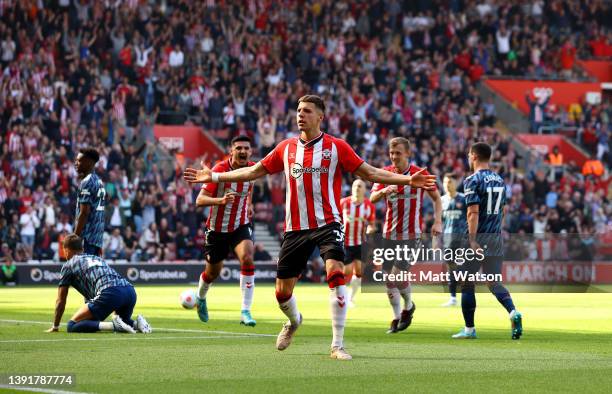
[0,335,266,344]
[0,385,91,394]
[0,319,275,338]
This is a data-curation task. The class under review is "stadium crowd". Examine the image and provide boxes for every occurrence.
[0,0,611,263]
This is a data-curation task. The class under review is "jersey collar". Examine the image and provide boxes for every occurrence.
[298,132,324,147]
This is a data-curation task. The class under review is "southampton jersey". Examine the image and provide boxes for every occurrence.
[75,173,106,248]
[261,133,364,232]
[441,192,467,234]
[340,197,375,247]
[58,254,131,301]
[372,164,433,240]
[202,159,254,233]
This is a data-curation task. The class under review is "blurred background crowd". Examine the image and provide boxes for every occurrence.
[0,0,610,264]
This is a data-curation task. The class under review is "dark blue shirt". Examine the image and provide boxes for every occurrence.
[441,192,467,235]
[58,254,131,301]
[464,169,506,256]
[75,173,106,248]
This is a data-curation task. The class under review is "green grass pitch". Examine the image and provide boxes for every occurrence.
[1,284,612,393]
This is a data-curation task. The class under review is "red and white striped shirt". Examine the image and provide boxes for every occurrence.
[372,164,433,240]
[202,159,254,233]
[340,197,375,246]
[261,133,364,232]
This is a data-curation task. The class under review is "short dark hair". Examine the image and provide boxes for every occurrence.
[80,148,100,163]
[470,142,492,162]
[63,233,84,252]
[443,172,457,180]
[298,95,326,113]
[231,135,252,146]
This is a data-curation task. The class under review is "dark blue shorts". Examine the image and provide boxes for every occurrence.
[88,285,137,322]
[84,241,102,257]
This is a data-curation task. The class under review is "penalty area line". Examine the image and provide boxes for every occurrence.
[0,319,275,338]
[0,335,268,344]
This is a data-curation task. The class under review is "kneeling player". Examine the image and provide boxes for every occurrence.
[47,234,151,334]
[195,136,256,326]
[340,180,376,307]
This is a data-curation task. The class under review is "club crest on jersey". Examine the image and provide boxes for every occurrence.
[322,149,332,160]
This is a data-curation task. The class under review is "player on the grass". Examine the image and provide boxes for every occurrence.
[452,142,523,340]
[340,179,376,307]
[195,135,257,327]
[47,233,151,334]
[370,137,443,334]
[184,95,436,360]
[74,148,106,256]
[440,173,467,307]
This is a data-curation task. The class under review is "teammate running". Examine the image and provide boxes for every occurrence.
[340,179,376,307]
[440,173,467,307]
[47,234,151,334]
[74,148,106,256]
[184,95,436,360]
[452,142,523,340]
[195,136,257,326]
[370,137,443,334]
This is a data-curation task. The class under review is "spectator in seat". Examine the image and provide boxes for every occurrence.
[104,228,126,260]
[176,225,195,260]
[0,246,18,286]
[546,145,564,181]
[19,205,40,260]
[123,226,140,262]
[254,243,272,261]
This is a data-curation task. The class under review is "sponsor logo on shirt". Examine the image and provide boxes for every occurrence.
[290,163,329,179]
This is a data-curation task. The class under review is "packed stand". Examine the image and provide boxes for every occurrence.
[0,1,611,264]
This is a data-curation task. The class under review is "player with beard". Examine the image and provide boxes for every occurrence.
[74,148,106,256]
[195,136,257,327]
[370,137,443,334]
[184,95,436,360]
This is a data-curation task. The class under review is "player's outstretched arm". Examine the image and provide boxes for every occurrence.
[47,286,69,333]
[184,161,268,184]
[354,162,437,189]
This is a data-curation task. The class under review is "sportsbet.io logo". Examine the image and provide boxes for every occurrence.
[290,163,329,179]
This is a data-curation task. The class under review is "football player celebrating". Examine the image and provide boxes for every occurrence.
[195,136,257,327]
[184,95,436,360]
[370,137,443,334]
